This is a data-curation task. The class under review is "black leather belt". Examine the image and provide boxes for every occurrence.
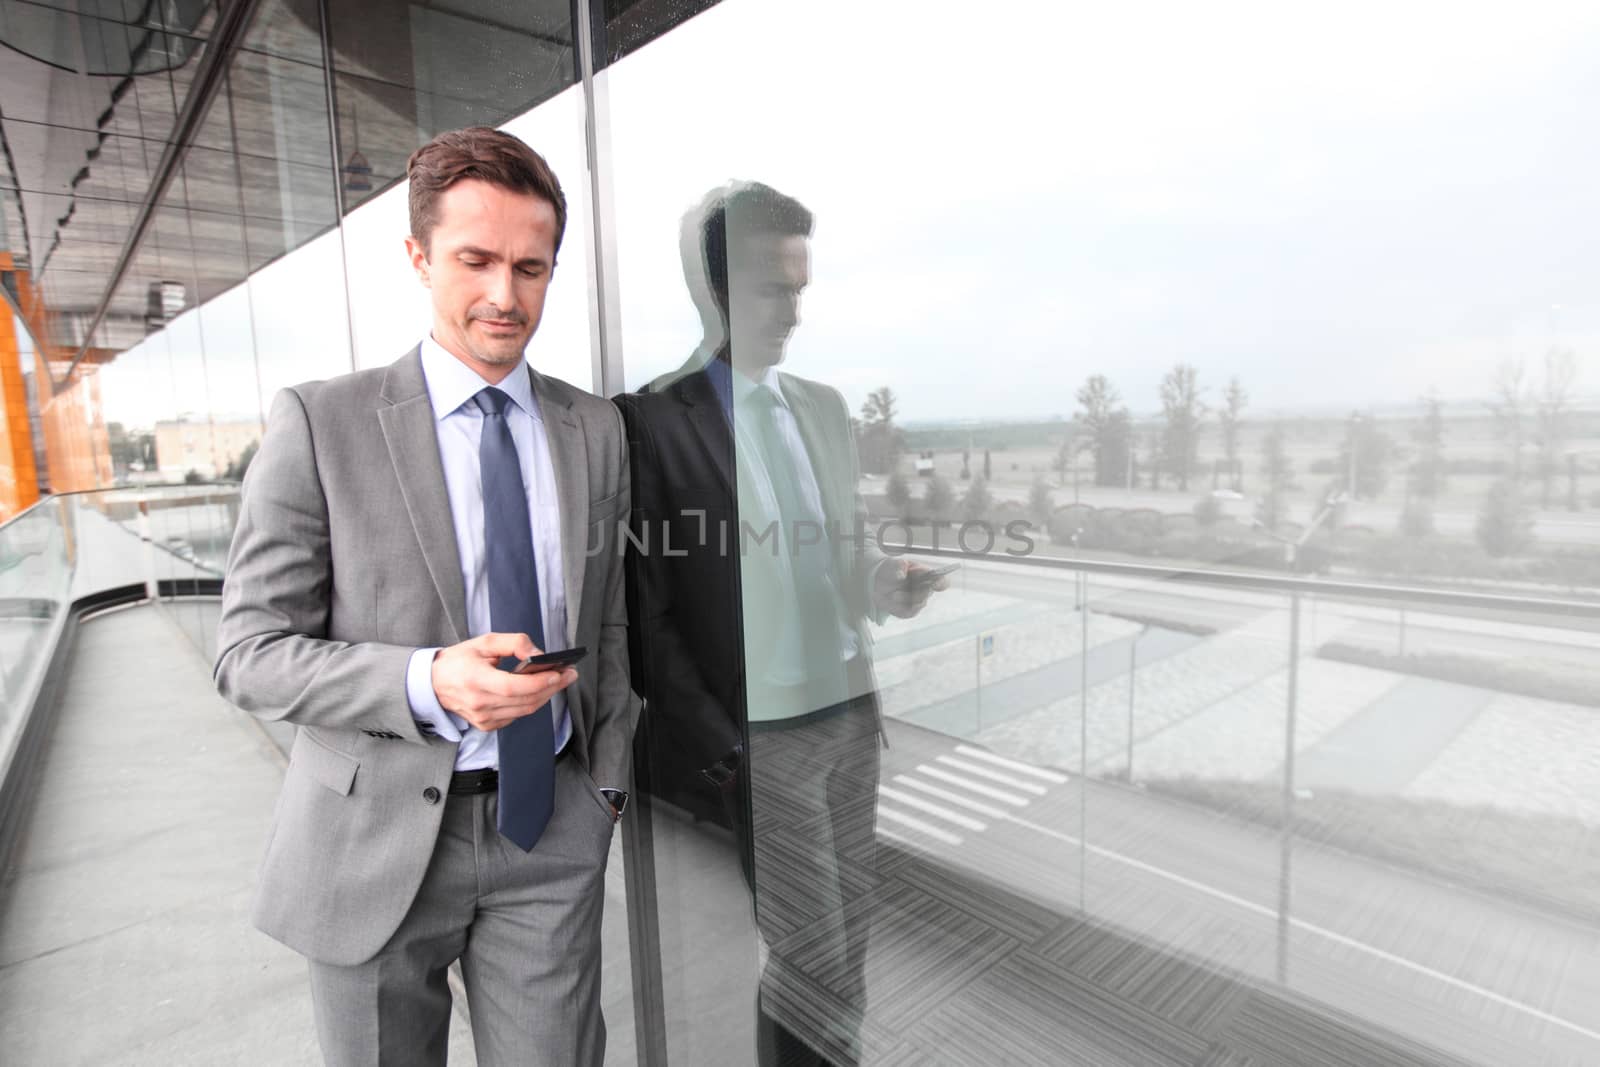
[449,767,499,795]
[449,748,568,796]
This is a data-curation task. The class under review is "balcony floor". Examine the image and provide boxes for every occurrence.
[0,604,479,1064]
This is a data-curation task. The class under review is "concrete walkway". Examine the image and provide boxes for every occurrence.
[0,606,475,1064]
[0,600,640,1065]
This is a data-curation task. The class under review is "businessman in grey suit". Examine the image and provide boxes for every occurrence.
[214,127,637,1066]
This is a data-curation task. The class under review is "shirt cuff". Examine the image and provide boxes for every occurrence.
[406,647,463,743]
[865,556,899,624]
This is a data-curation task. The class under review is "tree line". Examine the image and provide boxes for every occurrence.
[852,348,1586,560]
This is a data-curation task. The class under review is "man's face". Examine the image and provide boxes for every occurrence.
[405,178,558,381]
[726,233,809,373]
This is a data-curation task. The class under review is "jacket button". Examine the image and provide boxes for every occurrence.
[423,786,441,804]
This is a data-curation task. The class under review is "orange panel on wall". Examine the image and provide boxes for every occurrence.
[4,259,113,499]
[0,307,41,521]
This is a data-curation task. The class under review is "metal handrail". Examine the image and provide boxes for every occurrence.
[11,484,1595,622]
[0,481,240,530]
[909,541,1600,621]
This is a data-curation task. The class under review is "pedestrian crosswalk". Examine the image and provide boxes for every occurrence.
[877,743,1068,851]
[877,806,965,845]
[878,785,988,831]
[890,776,1007,818]
[953,744,1070,784]
[912,764,1028,805]
[934,755,1050,794]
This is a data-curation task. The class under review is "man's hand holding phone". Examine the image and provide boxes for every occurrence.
[430,632,579,732]
[876,560,956,619]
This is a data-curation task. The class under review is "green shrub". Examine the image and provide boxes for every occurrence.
[1477,479,1533,558]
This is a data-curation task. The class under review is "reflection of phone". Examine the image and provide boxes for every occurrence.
[906,563,959,589]
[514,646,587,674]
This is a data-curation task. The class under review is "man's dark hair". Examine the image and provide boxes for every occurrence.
[702,182,813,310]
[406,127,567,256]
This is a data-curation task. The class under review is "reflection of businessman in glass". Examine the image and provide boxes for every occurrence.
[619,183,944,1065]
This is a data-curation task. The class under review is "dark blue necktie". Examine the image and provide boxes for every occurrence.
[475,386,554,851]
[749,388,848,712]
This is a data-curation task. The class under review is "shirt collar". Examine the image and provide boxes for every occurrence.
[419,334,538,422]
[705,355,788,414]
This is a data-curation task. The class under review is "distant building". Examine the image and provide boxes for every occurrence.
[154,417,261,479]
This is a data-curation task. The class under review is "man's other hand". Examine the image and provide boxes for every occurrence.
[876,560,951,619]
[431,632,577,732]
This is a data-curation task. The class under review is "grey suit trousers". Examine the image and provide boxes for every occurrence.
[307,756,617,1066]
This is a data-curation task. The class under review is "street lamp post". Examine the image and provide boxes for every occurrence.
[1346,411,1364,502]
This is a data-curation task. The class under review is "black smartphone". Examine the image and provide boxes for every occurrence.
[514,646,587,674]
[906,562,959,589]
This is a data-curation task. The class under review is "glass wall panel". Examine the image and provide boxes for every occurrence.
[326,0,577,213]
[181,84,267,476]
[231,0,341,271]
[98,328,175,487]
[338,172,429,369]
[608,2,1600,1065]
[247,226,353,398]
[2,0,219,357]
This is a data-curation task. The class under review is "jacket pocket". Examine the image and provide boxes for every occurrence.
[578,763,618,823]
[290,731,360,796]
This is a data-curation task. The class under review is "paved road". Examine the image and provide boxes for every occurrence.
[873,721,1600,1066]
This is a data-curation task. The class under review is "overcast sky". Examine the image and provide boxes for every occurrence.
[605,0,1600,421]
[102,0,1600,428]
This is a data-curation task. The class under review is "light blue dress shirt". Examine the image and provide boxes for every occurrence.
[705,358,860,694]
[405,336,571,771]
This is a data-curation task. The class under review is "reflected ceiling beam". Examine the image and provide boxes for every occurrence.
[57,0,264,390]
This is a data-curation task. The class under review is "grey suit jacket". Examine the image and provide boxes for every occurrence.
[214,347,638,966]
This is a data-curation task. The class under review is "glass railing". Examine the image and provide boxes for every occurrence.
[0,497,74,757]
[864,549,1600,1064]
[8,481,1597,1063]
[0,485,238,776]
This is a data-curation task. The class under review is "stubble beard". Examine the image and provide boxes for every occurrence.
[468,338,526,367]
[461,318,530,368]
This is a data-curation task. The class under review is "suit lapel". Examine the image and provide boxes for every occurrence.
[531,368,588,648]
[781,374,845,523]
[678,372,734,495]
[378,348,469,643]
